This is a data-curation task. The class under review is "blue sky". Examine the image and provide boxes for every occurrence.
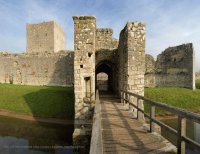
[0,0,199,70]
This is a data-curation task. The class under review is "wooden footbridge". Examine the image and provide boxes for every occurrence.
[90,90,200,154]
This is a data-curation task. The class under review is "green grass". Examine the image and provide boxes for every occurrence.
[1,80,200,119]
[196,79,200,89]
[144,84,200,116]
[0,84,74,119]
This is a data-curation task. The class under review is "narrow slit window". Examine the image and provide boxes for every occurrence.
[88,53,92,57]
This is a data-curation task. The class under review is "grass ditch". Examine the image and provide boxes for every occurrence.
[0,84,74,119]
[144,81,200,116]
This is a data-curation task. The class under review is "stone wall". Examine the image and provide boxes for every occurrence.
[95,28,118,93]
[54,22,66,53]
[196,72,200,80]
[27,21,66,53]
[145,54,155,87]
[95,49,117,67]
[0,52,74,86]
[95,28,118,50]
[118,22,145,118]
[155,43,195,89]
[73,16,96,120]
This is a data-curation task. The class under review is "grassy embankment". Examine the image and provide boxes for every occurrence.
[144,80,200,116]
[0,84,74,119]
[1,80,200,118]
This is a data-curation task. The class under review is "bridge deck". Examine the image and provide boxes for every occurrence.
[99,94,176,154]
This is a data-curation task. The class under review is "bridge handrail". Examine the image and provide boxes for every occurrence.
[121,90,200,154]
[90,90,103,154]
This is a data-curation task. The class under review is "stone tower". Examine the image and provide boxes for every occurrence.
[26,21,66,53]
[73,16,96,119]
[118,22,146,118]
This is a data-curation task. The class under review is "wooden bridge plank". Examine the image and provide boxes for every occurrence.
[99,95,176,154]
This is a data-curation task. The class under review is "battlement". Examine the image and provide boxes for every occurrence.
[96,28,118,50]
[96,28,113,34]
[73,16,96,20]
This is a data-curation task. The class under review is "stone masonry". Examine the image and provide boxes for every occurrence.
[196,72,200,80]
[145,54,156,87]
[95,28,118,50]
[118,22,145,118]
[73,16,96,119]
[0,52,74,86]
[118,22,145,95]
[27,21,66,53]
[156,43,195,89]
[145,43,195,89]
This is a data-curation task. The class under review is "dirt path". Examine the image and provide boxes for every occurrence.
[0,109,73,125]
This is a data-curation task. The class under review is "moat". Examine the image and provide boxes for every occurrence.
[162,118,200,154]
[0,116,76,154]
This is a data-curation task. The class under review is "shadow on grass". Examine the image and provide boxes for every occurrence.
[0,54,82,153]
[11,86,76,153]
[23,86,75,119]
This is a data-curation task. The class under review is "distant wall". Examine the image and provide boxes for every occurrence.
[0,52,74,86]
[95,28,118,50]
[145,43,195,89]
[196,72,200,80]
[145,54,155,87]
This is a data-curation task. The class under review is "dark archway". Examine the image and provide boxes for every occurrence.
[95,61,114,92]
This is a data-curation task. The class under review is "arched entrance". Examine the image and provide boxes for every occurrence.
[95,60,114,92]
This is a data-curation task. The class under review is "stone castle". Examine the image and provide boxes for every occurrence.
[0,16,195,120]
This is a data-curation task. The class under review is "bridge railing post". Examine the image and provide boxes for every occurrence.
[125,92,129,109]
[136,98,139,119]
[121,91,123,105]
[137,98,144,122]
[128,94,131,111]
[150,105,155,133]
[123,91,126,106]
[177,115,186,154]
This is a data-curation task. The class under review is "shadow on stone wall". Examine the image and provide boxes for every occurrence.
[18,52,75,152]
[95,49,119,94]
[48,52,74,86]
[21,52,75,121]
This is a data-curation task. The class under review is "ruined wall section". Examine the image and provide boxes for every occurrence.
[27,21,66,53]
[95,28,118,50]
[155,43,195,89]
[0,52,74,86]
[196,72,200,80]
[73,16,96,119]
[145,54,155,87]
